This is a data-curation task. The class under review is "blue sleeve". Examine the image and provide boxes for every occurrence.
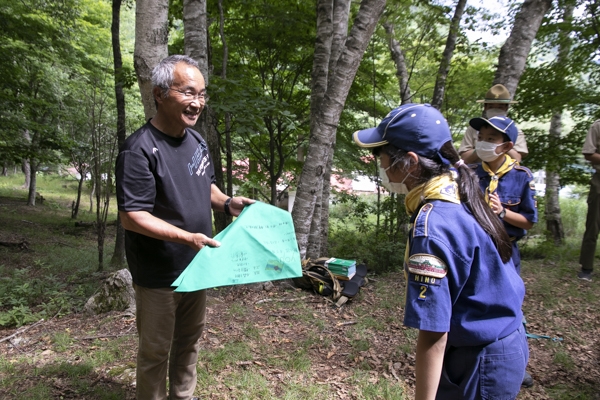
[519,174,538,223]
[403,236,456,333]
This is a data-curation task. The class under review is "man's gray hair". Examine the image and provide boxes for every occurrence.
[151,55,200,97]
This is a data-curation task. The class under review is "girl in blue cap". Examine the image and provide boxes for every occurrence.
[353,104,528,400]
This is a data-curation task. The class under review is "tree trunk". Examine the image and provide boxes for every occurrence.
[545,114,564,245]
[292,0,386,258]
[430,0,467,110]
[383,22,411,104]
[328,0,351,76]
[318,141,335,257]
[72,173,84,219]
[183,0,229,233]
[21,159,30,189]
[218,0,234,207]
[89,180,95,213]
[493,0,552,96]
[134,0,169,120]
[183,0,209,76]
[21,130,31,189]
[111,0,127,267]
[306,0,350,259]
[544,3,573,245]
[310,0,334,136]
[27,161,37,206]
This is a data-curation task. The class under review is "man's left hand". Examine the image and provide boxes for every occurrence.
[229,197,255,217]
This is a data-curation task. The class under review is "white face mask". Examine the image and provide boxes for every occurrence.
[475,141,503,162]
[483,108,507,119]
[379,167,410,195]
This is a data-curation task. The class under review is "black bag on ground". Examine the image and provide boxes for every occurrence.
[293,258,368,304]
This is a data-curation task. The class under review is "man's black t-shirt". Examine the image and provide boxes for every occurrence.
[115,122,215,288]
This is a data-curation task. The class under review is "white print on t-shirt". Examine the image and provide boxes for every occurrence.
[188,143,210,176]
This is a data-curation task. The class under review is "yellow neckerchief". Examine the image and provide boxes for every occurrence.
[404,172,461,215]
[481,154,517,206]
[403,172,461,293]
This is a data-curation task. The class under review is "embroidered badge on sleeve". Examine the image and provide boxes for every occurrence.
[407,253,448,279]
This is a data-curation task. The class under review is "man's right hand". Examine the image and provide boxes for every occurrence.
[120,210,220,251]
[188,233,221,252]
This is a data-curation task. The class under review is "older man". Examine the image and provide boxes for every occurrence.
[116,55,253,399]
[459,84,528,163]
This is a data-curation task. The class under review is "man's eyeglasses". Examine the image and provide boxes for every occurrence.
[169,88,209,102]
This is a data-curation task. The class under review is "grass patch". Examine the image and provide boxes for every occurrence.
[354,370,407,399]
[198,341,254,371]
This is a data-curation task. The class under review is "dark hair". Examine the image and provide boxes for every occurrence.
[373,142,512,262]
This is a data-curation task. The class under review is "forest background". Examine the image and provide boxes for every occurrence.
[1,0,600,399]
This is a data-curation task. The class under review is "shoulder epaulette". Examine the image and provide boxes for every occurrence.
[514,165,533,178]
[413,203,434,238]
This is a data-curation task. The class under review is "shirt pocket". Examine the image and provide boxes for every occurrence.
[501,195,521,209]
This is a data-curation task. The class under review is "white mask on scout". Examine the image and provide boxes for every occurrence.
[483,108,506,119]
[475,141,504,162]
[379,167,410,195]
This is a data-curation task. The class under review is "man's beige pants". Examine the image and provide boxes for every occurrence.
[134,284,206,400]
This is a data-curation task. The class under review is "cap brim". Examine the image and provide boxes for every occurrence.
[476,99,519,104]
[353,127,388,148]
[469,117,488,131]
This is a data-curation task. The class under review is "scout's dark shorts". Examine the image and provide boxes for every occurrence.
[437,324,529,400]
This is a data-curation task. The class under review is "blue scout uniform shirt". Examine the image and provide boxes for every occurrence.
[403,200,525,347]
[475,164,538,240]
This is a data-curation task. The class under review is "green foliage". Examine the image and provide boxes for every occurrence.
[0,255,96,328]
[328,193,406,273]
[521,196,588,260]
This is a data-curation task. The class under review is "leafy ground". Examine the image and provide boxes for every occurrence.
[1,183,600,399]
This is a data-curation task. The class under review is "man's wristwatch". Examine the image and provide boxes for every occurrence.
[224,197,232,216]
[498,208,506,220]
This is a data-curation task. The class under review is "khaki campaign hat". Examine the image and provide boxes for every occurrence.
[476,84,519,104]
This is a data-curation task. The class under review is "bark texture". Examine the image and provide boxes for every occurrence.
[546,113,564,245]
[292,0,386,258]
[184,0,228,233]
[111,0,126,267]
[306,0,351,259]
[544,3,574,245]
[430,0,467,110]
[493,0,552,96]
[383,22,411,104]
[134,0,169,120]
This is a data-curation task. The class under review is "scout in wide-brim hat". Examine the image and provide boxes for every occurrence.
[476,84,519,104]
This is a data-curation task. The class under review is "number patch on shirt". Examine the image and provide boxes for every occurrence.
[419,285,427,300]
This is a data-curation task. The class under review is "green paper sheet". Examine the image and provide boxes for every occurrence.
[172,201,302,292]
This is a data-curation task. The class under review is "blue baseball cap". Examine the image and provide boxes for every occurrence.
[469,115,518,143]
[352,103,452,161]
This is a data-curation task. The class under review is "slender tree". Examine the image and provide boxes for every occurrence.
[183,0,230,233]
[493,0,553,96]
[111,0,127,267]
[383,22,412,104]
[307,0,351,259]
[292,0,386,258]
[430,0,467,110]
[134,0,169,119]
